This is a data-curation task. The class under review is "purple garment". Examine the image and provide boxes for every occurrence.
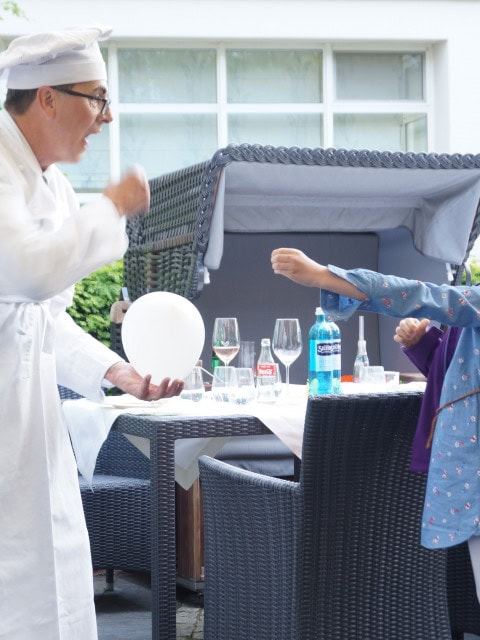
[403,325,462,472]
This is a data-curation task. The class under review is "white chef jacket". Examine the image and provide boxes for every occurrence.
[0,109,128,639]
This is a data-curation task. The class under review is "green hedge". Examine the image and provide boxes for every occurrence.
[67,260,123,346]
[467,258,480,284]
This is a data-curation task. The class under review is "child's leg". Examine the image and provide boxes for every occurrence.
[468,535,480,603]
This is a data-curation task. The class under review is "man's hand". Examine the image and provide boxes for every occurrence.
[105,362,184,400]
[103,165,150,217]
[394,317,430,348]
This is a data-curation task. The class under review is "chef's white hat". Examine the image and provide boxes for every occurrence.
[0,23,112,89]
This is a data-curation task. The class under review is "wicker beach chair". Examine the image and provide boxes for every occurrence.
[117,144,480,629]
[199,392,454,640]
[121,144,480,377]
[117,143,480,479]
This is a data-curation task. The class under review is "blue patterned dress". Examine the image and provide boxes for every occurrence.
[322,265,480,549]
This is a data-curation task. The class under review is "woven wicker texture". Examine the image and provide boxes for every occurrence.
[448,542,480,638]
[194,144,480,276]
[121,144,480,306]
[123,161,208,302]
[110,321,128,362]
[200,392,457,640]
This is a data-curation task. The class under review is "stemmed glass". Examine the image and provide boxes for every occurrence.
[212,317,240,366]
[272,318,302,398]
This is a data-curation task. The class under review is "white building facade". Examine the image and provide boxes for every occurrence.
[0,0,479,195]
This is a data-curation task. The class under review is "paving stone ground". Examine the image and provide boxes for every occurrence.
[94,569,480,640]
[94,570,204,640]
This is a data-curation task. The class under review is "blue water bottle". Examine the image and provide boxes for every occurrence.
[328,317,341,393]
[308,307,334,395]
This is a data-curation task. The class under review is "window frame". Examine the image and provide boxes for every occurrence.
[88,39,433,193]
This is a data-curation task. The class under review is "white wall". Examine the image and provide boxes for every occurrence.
[1,0,479,154]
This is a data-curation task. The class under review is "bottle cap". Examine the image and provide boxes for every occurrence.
[315,306,323,315]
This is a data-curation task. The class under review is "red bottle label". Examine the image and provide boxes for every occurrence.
[257,363,276,376]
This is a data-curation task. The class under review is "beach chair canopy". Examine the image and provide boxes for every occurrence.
[124,145,480,380]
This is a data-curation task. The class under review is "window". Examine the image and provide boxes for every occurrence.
[335,52,424,100]
[119,113,218,176]
[226,49,323,147]
[54,44,429,194]
[226,49,322,103]
[334,114,427,150]
[333,51,427,153]
[118,48,217,103]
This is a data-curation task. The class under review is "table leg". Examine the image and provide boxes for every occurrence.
[114,414,272,640]
[176,478,204,587]
[149,435,177,640]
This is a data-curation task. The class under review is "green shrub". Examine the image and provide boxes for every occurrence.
[1,2,23,19]
[67,260,123,346]
[461,258,480,285]
[467,258,480,284]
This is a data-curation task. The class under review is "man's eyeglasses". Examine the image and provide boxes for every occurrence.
[53,87,111,115]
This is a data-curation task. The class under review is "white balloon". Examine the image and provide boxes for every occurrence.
[121,292,205,384]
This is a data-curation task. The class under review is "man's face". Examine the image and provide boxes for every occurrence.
[49,80,112,165]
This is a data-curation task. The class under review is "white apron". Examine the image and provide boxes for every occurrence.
[0,110,128,639]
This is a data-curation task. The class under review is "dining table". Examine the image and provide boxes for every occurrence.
[62,381,425,640]
[63,386,309,640]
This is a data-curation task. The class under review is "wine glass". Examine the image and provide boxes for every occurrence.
[212,317,240,366]
[272,318,302,398]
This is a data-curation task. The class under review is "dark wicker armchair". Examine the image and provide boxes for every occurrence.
[199,392,457,640]
[59,386,151,590]
[448,541,480,639]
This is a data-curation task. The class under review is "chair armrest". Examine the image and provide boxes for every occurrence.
[199,455,302,640]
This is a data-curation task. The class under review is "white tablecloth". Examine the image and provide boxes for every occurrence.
[62,382,425,490]
[62,386,308,490]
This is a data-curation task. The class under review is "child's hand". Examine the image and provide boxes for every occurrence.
[394,317,430,348]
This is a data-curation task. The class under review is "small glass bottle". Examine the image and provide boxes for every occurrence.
[256,338,277,403]
[353,315,369,382]
[308,307,334,395]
